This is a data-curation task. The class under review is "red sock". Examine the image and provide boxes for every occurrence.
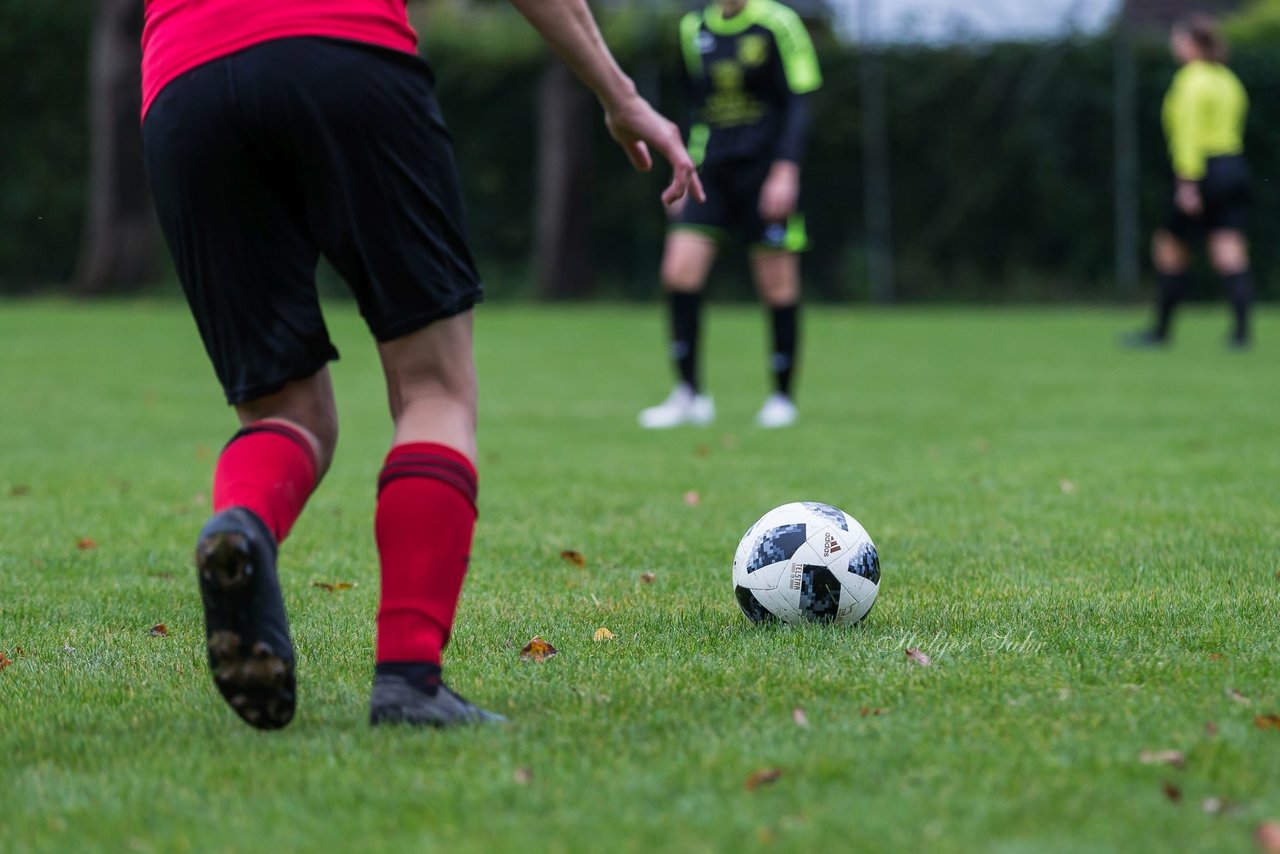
[375,442,478,665]
[212,421,317,544]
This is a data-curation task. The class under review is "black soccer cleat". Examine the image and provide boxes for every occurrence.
[369,668,506,728]
[194,507,296,730]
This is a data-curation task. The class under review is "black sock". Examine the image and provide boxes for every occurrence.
[375,661,442,694]
[769,303,799,398]
[1224,271,1253,343]
[1154,273,1186,340]
[668,291,702,393]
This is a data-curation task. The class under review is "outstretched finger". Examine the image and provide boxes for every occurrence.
[686,167,706,203]
[625,140,654,172]
[662,159,705,206]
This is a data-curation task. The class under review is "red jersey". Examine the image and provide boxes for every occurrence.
[141,0,418,118]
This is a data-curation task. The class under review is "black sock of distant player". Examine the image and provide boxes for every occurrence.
[668,291,702,393]
[769,303,799,398]
[1224,271,1253,343]
[375,661,442,695]
[1154,273,1186,340]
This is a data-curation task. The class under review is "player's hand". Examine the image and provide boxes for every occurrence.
[759,160,800,223]
[603,94,706,207]
[665,194,689,220]
[1176,181,1203,217]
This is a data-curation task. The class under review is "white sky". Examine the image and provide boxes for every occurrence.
[830,0,1124,42]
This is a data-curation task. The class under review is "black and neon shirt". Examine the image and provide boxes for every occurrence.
[679,0,822,168]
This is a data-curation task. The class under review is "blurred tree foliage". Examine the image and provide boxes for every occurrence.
[3,1,1277,301]
[1224,0,1280,43]
[424,11,1279,302]
[0,0,94,289]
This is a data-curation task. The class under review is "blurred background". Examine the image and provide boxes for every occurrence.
[3,0,1278,304]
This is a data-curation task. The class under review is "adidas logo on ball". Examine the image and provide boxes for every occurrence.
[823,533,841,558]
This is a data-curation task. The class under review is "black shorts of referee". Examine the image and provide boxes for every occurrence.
[673,157,807,253]
[143,37,483,405]
[1164,153,1252,242]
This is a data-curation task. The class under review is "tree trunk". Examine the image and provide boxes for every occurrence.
[77,0,157,294]
[534,57,595,299]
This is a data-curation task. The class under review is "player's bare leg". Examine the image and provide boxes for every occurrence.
[640,231,719,429]
[196,369,336,730]
[1208,229,1253,348]
[750,249,801,428]
[368,312,503,727]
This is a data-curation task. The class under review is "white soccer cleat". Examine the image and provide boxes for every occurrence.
[638,384,715,429]
[755,393,797,429]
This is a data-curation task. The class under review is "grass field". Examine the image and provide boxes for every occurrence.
[2,299,1278,853]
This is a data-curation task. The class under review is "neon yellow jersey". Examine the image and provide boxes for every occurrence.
[679,0,822,167]
[1162,60,1248,181]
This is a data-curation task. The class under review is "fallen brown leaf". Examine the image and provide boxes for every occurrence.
[756,828,777,844]
[1229,688,1253,706]
[194,444,211,460]
[792,708,809,728]
[1254,714,1280,731]
[640,572,657,584]
[513,767,533,785]
[9,484,30,497]
[1256,821,1280,854]
[1206,721,1220,737]
[695,444,711,458]
[683,490,701,507]
[592,627,615,642]
[745,767,783,792]
[148,624,168,637]
[1208,653,1227,662]
[1162,781,1183,803]
[76,538,98,551]
[905,647,932,667]
[1139,750,1185,769]
[311,581,355,592]
[520,636,558,662]
[860,706,886,717]
[560,550,586,568]
[0,651,12,672]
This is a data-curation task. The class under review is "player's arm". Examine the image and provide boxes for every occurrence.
[508,0,704,205]
[759,6,822,223]
[1166,72,1211,214]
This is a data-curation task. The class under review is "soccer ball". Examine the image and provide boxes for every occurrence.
[732,502,880,625]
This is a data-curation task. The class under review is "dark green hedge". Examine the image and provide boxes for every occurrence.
[0,0,93,288]
[4,3,1277,300]
[427,23,1280,301]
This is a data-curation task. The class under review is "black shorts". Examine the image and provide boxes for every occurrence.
[143,37,482,405]
[1164,154,1251,243]
[672,158,808,252]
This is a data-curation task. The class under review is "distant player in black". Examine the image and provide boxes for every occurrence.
[1127,14,1253,350]
[639,0,821,429]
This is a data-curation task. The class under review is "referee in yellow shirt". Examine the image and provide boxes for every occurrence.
[1129,15,1253,350]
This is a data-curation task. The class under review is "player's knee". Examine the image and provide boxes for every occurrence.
[1209,234,1248,275]
[1151,233,1187,274]
[661,257,706,292]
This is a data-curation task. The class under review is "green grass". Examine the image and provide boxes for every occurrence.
[1,300,1278,853]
